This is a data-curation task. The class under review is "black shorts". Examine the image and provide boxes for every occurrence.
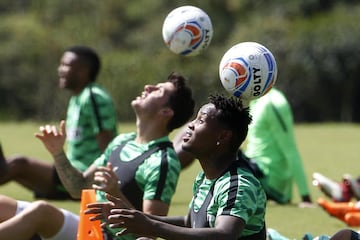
[34,167,79,200]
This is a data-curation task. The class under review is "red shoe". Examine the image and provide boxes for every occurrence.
[313,172,353,202]
[343,174,360,201]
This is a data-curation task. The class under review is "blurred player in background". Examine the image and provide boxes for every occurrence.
[245,88,313,207]
[0,46,118,200]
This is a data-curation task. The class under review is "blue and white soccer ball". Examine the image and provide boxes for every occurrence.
[162,6,213,56]
[219,42,278,103]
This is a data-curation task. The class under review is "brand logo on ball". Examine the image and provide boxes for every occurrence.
[219,42,278,101]
[221,57,252,98]
[162,6,213,56]
[223,60,249,88]
[168,21,203,55]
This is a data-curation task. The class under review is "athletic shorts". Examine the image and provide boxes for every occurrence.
[34,167,78,200]
[17,200,79,240]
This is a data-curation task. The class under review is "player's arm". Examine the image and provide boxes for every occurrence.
[96,130,115,152]
[143,200,169,216]
[142,209,190,228]
[36,120,96,198]
[91,89,117,152]
[109,210,244,240]
[53,151,97,198]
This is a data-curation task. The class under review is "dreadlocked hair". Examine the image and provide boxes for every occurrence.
[209,94,252,150]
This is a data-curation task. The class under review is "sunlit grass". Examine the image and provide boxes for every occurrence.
[1,122,359,238]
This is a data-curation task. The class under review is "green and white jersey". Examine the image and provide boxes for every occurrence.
[190,163,267,238]
[66,83,117,171]
[93,132,181,240]
[245,88,310,203]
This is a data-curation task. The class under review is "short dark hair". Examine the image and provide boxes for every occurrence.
[166,72,195,132]
[209,94,252,150]
[66,46,101,82]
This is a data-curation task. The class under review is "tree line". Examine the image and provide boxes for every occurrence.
[0,0,359,122]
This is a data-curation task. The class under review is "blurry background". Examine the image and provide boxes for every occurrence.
[0,0,359,123]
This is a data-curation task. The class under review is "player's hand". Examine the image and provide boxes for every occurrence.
[92,162,120,196]
[35,120,66,156]
[85,201,115,227]
[108,208,151,237]
[85,193,128,227]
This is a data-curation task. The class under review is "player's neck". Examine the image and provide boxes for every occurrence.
[135,119,169,144]
[199,152,236,180]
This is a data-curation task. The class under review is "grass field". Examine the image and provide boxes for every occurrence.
[1,121,359,238]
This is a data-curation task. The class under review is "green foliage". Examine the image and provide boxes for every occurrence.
[0,0,359,122]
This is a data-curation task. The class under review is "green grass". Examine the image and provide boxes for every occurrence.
[1,121,360,238]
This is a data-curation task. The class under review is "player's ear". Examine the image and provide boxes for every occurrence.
[217,129,232,145]
[78,64,91,84]
[160,107,174,119]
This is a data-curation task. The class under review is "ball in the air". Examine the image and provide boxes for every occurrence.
[162,6,213,56]
[219,42,277,101]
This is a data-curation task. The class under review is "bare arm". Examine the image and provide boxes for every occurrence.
[146,212,188,227]
[96,130,115,152]
[53,151,96,198]
[86,194,176,240]
[35,120,96,199]
[109,210,245,240]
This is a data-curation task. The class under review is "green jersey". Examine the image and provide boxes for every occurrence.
[93,132,181,240]
[245,88,310,203]
[190,161,266,238]
[66,83,117,171]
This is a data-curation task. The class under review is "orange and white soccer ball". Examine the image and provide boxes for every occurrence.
[162,6,213,56]
[219,42,278,103]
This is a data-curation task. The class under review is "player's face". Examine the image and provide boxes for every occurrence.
[181,103,223,157]
[131,81,175,116]
[57,52,82,90]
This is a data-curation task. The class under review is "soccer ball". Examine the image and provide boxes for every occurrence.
[219,42,277,103]
[162,6,213,56]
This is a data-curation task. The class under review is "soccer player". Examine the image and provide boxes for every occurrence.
[0,46,118,200]
[245,88,313,207]
[88,94,267,239]
[0,72,195,240]
[0,73,194,240]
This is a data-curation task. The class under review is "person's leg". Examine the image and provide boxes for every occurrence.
[0,143,7,175]
[45,208,79,240]
[0,198,77,240]
[0,195,19,222]
[0,154,56,196]
[34,167,77,200]
[0,196,41,240]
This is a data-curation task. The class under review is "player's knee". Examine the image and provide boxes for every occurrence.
[7,155,30,166]
[32,200,63,218]
[31,200,55,215]
[28,201,64,238]
[5,156,34,174]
